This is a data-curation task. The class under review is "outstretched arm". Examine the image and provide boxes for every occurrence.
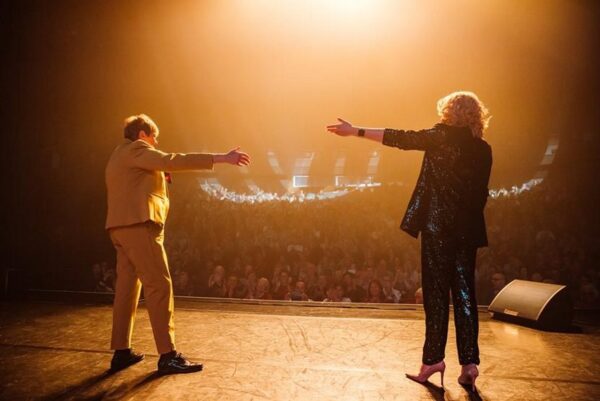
[131,141,251,171]
[326,118,444,151]
[326,118,385,143]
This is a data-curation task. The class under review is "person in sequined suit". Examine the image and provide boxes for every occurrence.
[326,91,492,391]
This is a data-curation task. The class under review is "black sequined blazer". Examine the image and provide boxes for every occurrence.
[382,123,492,247]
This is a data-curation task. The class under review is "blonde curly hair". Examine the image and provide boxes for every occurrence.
[437,91,490,138]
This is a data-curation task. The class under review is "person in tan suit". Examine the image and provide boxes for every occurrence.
[105,114,250,374]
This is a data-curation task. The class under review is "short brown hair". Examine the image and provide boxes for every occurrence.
[123,114,158,141]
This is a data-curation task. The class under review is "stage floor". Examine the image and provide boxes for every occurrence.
[0,300,599,401]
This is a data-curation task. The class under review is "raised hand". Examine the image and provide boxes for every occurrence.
[326,118,356,137]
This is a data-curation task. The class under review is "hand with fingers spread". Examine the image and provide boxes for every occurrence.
[326,118,357,137]
[326,118,385,143]
[214,147,251,166]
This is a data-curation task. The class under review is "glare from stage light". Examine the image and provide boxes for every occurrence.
[488,178,543,199]
[321,0,381,19]
[199,175,543,204]
[200,180,357,203]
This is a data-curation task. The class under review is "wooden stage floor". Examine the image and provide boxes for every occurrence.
[0,299,599,401]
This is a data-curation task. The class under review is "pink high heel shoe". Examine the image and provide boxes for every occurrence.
[458,363,479,391]
[406,361,446,387]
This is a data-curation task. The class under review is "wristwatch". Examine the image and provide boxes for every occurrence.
[357,128,365,137]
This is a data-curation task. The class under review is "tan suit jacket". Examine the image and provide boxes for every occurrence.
[105,139,214,229]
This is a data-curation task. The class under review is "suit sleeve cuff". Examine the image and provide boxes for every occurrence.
[206,154,215,170]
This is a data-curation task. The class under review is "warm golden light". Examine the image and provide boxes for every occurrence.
[90,0,595,188]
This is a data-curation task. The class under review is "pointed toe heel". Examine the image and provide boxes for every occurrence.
[406,361,446,387]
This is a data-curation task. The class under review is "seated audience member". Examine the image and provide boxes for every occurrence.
[323,283,351,303]
[96,262,116,293]
[382,274,402,303]
[173,269,194,296]
[242,270,258,299]
[489,272,507,302]
[252,277,272,300]
[308,273,328,301]
[364,279,389,303]
[226,275,247,298]
[272,270,290,300]
[207,265,226,297]
[342,271,366,302]
[289,280,309,301]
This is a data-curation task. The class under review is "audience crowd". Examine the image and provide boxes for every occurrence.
[93,179,599,308]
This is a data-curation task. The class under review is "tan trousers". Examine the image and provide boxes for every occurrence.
[108,222,175,354]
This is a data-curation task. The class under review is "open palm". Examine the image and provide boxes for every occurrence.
[326,118,355,136]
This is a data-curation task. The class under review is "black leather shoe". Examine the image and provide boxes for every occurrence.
[157,351,203,375]
[110,349,145,372]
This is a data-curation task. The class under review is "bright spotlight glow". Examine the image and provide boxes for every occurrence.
[322,0,380,19]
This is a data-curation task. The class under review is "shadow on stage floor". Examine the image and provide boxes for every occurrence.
[0,297,598,401]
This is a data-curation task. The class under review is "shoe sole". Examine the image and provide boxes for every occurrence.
[157,365,204,375]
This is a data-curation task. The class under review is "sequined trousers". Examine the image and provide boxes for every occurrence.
[421,231,480,365]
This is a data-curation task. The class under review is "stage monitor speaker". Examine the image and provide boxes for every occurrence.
[488,279,573,331]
